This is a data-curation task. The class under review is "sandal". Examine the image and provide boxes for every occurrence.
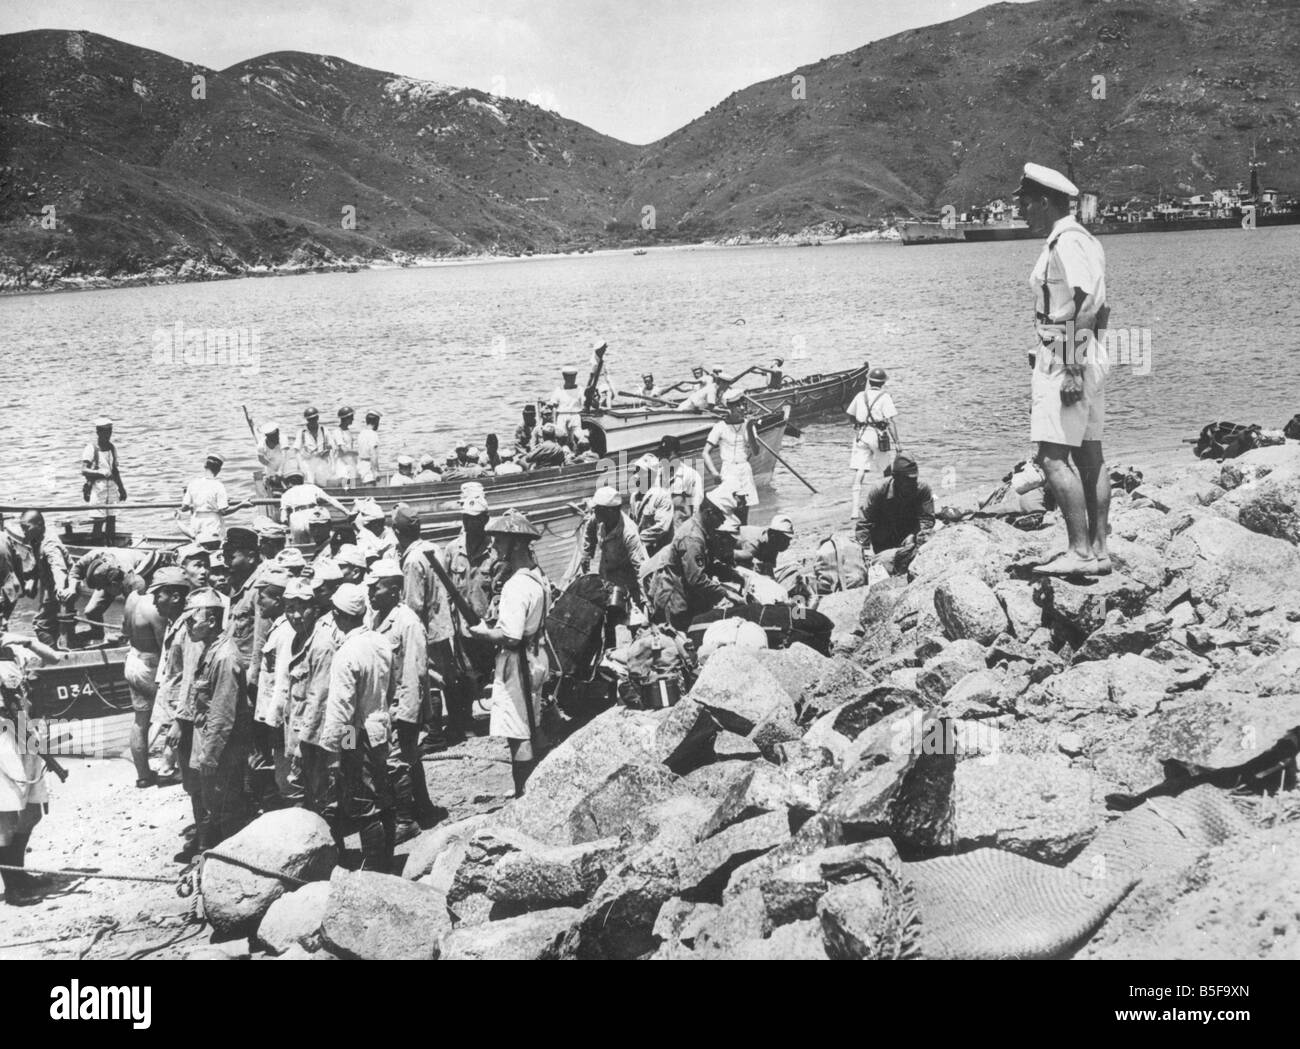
[135,774,157,788]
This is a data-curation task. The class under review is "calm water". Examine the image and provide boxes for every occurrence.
[3,228,1298,538]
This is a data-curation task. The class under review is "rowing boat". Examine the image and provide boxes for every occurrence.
[651,362,869,422]
[26,645,134,757]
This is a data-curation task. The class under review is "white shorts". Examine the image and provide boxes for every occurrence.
[720,462,759,507]
[89,479,119,519]
[488,647,550,741]
[1030,338,1109,447]
[850,432,895,474]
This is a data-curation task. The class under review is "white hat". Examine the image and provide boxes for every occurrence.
[562,365,580,376]
[260,421,280,436]
[768,514,795,536]
[185,587,226,611]
[254,567,291,592]
[722,388,744,405]
[592,486,621,508]
[466,446,480,461]
[311,560,343,586]
[353,498,384,523]
[275,547,307,568]
[396,454,414,468]
[632,453,659,472]
[284,579,314,602]
[94,416,114,429]
[331,582,368,616]
[365,558,404,584]
[1018,162,1078,198]
[460,481,489,514]
[334,544,367,569]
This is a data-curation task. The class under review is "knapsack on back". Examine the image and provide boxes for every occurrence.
[1194,421,1263,461]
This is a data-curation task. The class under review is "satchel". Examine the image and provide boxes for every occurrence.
[863,392,891,451]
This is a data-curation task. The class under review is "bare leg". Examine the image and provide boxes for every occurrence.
[1035,442,1096,572]
[1075,440,1110,561]
[851,468,866,519]
[131,710,154,783]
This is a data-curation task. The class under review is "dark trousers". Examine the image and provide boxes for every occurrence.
[296,742,333,818]
[387,720,433,824]
[34,597,74,649]
[248,721,284,812]
[332,741,395,871]
[176,720,207,838]
[198,735,252,849]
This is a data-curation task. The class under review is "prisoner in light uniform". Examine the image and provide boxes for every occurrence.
[320,583,395,871]
[332,406,360,486]
[367,558,431,836]
[0,652,50,902]
[630,453,676,555]
[286,587,342,817]
[356,411,382,485]
[179,454,230,544]
[354,498,397,562]
[294,407,335,487]
[580,486,648,605]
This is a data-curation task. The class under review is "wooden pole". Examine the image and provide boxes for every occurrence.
[752,432,817,494]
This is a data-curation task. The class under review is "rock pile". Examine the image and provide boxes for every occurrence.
[200,444,1300,959]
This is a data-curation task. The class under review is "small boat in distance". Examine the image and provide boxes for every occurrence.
[632,249,648,256]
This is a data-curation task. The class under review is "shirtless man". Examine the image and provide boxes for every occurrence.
[122,581,170,787]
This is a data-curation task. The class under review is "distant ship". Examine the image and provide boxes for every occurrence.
[898,217,1031,246]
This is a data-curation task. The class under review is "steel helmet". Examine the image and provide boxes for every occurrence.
[485,508,541,541]
[868,367,888,387]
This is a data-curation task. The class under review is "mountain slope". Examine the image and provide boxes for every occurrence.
[1,0,1297,288]
[624,0,1300,237]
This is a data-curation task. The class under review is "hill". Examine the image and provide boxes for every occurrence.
[2,0,1297,288]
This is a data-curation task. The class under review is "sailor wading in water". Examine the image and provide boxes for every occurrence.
[1016,162,1112,577]
[846,368,899,519]
[82,416,126,544]
[469,510,553,797]
[550,365,584,444]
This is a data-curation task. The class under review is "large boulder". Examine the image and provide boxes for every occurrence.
[486,836,623,911]
[1038,654,1175,718]
[723,812,845,901]
[255,882,331,955]
[753,644,836,705]
[651,699,719,773]
[402,814,491,883]
[567,764,687,844]
[438,907,579,960]
[934,575,1009,644]
[678,808,795,901]
[820,709,926,838]
[555,844,682,959]
[699,763,825,840]
[916,641,986,704]
[993,580,1042,639]
[688,645,797,735]
[200,809,337,937]
[946,754,1107,864]
[320,869,452,960]
[1164,516,1300,615]
[496,707,661,844]
[817,864,915,960]
[752,840,902,928]
[802,687,922,765]
[907,524,1016,588]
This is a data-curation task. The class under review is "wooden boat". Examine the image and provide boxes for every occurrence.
[27,645,133,757]
[648,363,868,422]
[736,362,869,420]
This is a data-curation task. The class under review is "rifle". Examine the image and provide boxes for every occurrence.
[424,547,481,628]
[583,342,609,412]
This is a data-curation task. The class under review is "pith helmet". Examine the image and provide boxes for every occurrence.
[485,508,541,541]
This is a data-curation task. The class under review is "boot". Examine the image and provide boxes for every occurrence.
[357,819,390,872]
[511,759,536,798]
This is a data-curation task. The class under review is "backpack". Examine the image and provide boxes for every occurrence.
[1194,421,1263,461]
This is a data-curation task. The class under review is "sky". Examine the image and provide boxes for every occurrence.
[2,0,1037,144]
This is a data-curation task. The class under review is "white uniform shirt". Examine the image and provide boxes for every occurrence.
[332,426,360,483]
[255,615,296,727]
[706,421,758,505]
[847,390,897,425]
[1030,215,1106,342]
[295,426,335,486]
[356,428,380,483]
[182,475,229,542]
[81,442,119,515]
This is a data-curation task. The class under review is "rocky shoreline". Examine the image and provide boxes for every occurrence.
[7,444,1298,960]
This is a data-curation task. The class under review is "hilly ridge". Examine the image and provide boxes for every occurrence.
[2,0,1298,290]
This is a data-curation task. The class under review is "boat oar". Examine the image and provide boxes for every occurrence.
[616,390,679,409]
[736,393,803,437]
[751,432,817,494]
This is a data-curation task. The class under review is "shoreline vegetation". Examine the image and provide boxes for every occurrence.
[0,225,902,296]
